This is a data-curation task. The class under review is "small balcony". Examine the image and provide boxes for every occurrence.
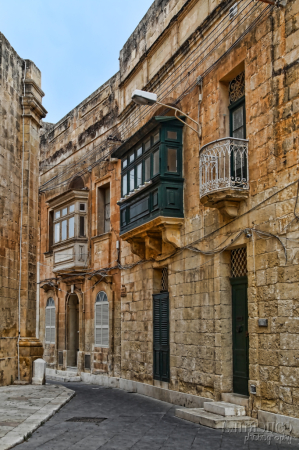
[199,138,249,218]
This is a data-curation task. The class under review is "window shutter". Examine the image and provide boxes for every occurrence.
[45,308,51,343]
[95,301,109,347]
[153,293,169,382]
[50,307,56,344]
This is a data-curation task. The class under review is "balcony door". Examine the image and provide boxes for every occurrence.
[67,294,79,367]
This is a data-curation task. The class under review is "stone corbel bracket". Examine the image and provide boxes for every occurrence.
[121,217,184,260]
[23,79,47,126]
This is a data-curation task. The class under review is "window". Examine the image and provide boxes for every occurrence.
[98,186,110,233]
[144,139,151,152]
[48,210,54,252]
[137,163,142,187]
[136,146,142,158]
[145,157,151,182]
[153,150,159,176]
[69,216,75,238]
[53,201,87,243]
[62,207,67,216]
[79,216,85,237]
[153,132,160,144]
[129,152,135,164]
[69,204,75,213]
[122,159,127,169]
[80,203,86,211]
[167,148,177,172]
[122,173,128,196]
[129,168,135,191]
[45,298,55,344]
[95,291,109,347]
[167,130,177,140]
[54,223,60,243]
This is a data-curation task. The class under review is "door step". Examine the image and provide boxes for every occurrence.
[46,368,81,382]
[175,401,257,430]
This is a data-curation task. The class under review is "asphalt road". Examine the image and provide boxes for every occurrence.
[16,381,298,450]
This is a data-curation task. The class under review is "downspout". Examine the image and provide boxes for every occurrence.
[36,261,40,339]
[17,60,27,381]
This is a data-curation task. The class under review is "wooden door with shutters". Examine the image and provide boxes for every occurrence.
[153,292,170,382]
[230,247,249,396]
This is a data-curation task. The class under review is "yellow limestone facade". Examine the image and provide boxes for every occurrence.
[0,33,46,385]
[39,0,299,428]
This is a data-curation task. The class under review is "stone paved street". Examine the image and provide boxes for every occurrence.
[16,382,299,450]
[0,384,74,450]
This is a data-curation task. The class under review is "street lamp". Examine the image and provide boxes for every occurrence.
[132,89,200,137]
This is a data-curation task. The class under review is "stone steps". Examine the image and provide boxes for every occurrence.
[46,368,81,383]
[175,401,257,430]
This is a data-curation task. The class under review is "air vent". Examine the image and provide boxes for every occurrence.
[85,354,91,370]
[58,351,63,366]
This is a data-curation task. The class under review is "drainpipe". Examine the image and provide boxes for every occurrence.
[17,60,27,381]
[36,261,40,339]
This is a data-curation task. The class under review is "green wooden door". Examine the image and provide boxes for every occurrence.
[153,292,170,382]
[231,276,249,395]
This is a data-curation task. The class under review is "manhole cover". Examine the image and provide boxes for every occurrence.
[66,417,107,423]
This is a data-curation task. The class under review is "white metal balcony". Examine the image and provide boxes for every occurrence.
[199,138,249,218]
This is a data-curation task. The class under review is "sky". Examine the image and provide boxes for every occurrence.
[1,0,154,124]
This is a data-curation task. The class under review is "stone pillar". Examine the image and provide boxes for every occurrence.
[18,60,47,383]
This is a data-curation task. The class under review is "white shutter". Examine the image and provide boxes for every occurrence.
[95,302,109,347]
[45,308,51,343]
[50,307,56,344]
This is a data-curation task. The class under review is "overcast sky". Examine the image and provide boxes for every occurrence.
[1,0,153,124]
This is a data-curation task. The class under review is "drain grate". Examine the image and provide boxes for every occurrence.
[66,417,107,423]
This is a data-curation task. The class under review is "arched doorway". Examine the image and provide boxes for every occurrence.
[67,294,79,367]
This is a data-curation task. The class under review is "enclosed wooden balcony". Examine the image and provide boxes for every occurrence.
[199,138,249,218]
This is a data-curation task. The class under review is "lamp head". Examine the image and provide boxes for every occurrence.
[132,89,157,106]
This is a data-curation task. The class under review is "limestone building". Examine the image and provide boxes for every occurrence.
[39,0,299,432]
[0,33,46,385]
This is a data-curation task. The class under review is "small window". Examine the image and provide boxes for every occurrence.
[153,132,159,144]
[95,291,109,347]
[80,203,86,211]
[144,139,151,152]
[167,148,177,172]
[62,207,67,217]
[122,159,127,169]
[145,157,151,182]
[129,168,135,191]
[69,216,75,238]
[55,211,60,220]
[167,130,177,140]
[129,152,135,164]
[137,163,142,187]
[80,216,85,237]
[69,204,75,213]
[54,223,60,243]
[122,174,128,196]
[153,150,159,176]
[136,147,142,157]
[45,297,55,344]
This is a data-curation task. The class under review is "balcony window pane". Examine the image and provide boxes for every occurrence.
[145,157,150,181]
[130,169,135,191]
[69,204,75,213]
[55,211,60,220]
[167,130,177,140]
[167,148,177,172]
[62,208,67,217]
[144,139,151,152]
[136,147,142,157]
[153,132,159,144]
[137,163,142,187]
[61,220,67,240]
[129,152,135,164]
[69,216,75,238]
[80,203,86,211]
[122,158,127,169]
[54,223,60,243]
[232,105,245,139]
[80,216,85,237]
[153,150,159,176]
[122,174,127,196]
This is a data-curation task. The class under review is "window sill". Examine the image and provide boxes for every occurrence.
[52,237,88,249]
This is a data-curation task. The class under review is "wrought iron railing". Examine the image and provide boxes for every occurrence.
[199,138,249,198]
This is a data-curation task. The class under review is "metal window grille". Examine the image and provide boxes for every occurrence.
[231,247,247,278]
[161,268,168,292]
[58,351,63,366]
[85,354,91,370]
[229,71,245,105]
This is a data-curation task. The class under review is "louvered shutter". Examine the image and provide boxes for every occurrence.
[45,308,51,343]
[153,293,169,382]
[50,307,56,344]
[95,294,109,348]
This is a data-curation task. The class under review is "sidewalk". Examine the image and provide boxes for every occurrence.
[0,384,75,450]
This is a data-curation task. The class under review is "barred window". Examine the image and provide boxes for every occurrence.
[95,292,109,347]
[45,298,55,344]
